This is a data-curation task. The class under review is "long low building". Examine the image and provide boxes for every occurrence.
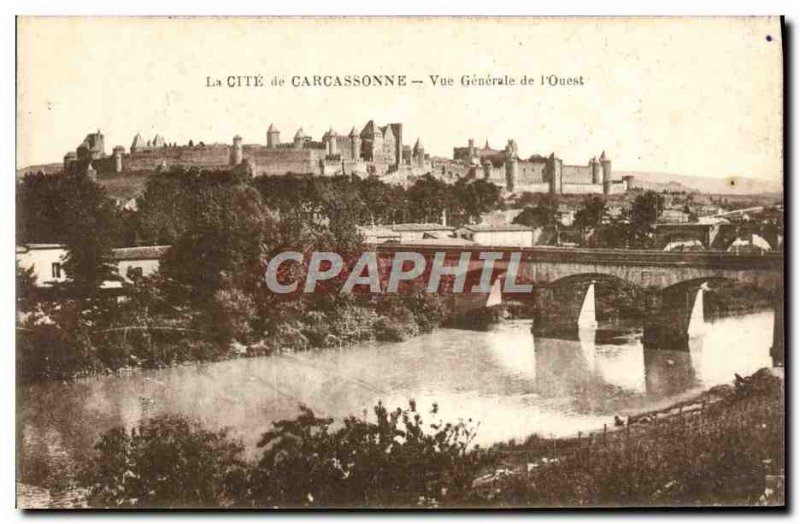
[455,224,536,247]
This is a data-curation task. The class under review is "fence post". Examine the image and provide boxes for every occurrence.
[603,423,607,446]
[577,431,581,449]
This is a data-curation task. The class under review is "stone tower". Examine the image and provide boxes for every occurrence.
[293,128,307,150]
[348,126,360,160]
[112,146,125,173]
[231,135,243,165]
[504,140,519,192]
[600,151,612,194]
[390,123,403,168]
[324,128,338,156]
[591,156,601,184]
[548,153,563,194]
[468,138,476,159]
[267,124,280,148]
[413,138,425,168]
[63,152,77,172]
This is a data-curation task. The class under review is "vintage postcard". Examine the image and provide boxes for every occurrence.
[15,16,784,509]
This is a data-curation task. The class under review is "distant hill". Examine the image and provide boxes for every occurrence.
[16,163,63,178]
[619,171,783,195]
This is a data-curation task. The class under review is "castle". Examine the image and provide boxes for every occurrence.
[61,125,633,195]
[63,121,431,179]
[433,139,634,195]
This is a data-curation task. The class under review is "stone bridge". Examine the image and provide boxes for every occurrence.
[374,244,784,363]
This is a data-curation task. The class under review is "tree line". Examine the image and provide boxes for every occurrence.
[16,169,503,381]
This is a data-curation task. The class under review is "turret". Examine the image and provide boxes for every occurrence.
[230,135,243,165]
[413,138,425,168]
[590,156,601,184]
[622,174,635,192]
[548,152,563,194]
[112,146,125,173]
[293,128,307,149]
[348,126,360,160]
[390,123,403,168]
[600,150,612,194]
[324,127,338,156]
[504,140,519,192]
[267,123,280,148]
[63,151,77,172]
[468,138,476,158]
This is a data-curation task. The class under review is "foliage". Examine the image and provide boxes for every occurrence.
[574,195,607,231]
[627,191,663,248]
[82,415,248,508]
[485,371,784,507]
[250,401,483,507]
[513,197,558,228]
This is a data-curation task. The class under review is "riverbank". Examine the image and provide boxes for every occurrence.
[472,367,785,507]
[16,290,452,383]
[21,364,784,509]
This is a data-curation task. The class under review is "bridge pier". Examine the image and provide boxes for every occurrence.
[643,284,706,352]
[771,293,784,367]
[533,282,597,338]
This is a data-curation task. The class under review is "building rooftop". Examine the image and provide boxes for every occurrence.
[111,245,171,261]
[391,223,454,232]
[462,224,532,232]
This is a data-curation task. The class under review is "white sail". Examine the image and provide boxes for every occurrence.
[577,282,598,329]
[686,283,708,338]
[486,278,503,307]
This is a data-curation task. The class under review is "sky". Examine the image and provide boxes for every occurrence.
[17,17,783,184]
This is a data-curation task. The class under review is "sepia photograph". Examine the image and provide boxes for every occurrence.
[14,16,785,509]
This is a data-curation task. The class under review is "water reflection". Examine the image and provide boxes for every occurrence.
[18,311,774,490]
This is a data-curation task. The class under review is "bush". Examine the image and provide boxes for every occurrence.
[81,415,248,508]
[249,401,483,508]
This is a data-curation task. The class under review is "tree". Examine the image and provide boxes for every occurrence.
[574,195,607,231]
[513,205,556,228]
[405,175,454,223]
[627,191,663,248]
[454,178,503,224]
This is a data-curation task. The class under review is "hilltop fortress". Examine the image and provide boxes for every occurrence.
[61,122,633,195]
[434,139,634,195]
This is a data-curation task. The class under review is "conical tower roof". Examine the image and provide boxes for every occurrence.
[131,133,145,149]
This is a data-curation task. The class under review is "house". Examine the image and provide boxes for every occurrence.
[456,224,534,247]
[555,205,575,226]
[112,246,171,281]
[358,225,401,244]
[16,244,68,287]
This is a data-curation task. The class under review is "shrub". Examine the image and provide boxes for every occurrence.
[81,415,248,508]
[248,401,483,508]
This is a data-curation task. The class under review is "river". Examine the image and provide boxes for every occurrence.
[17,310,774,491]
